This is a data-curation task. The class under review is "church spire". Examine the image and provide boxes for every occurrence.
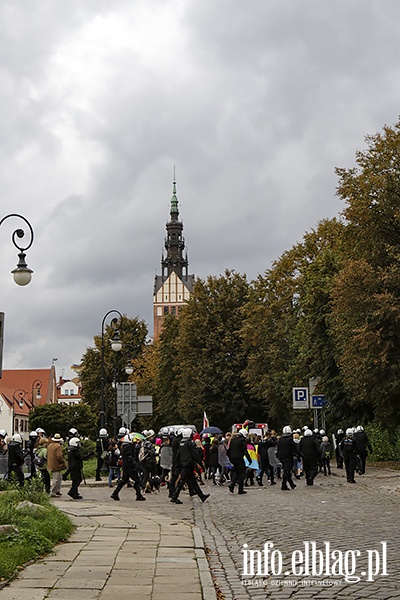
[161,174,188,278]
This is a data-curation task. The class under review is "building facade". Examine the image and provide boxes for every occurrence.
[153,180,194,339]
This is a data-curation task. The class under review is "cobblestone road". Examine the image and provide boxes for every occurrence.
[61,465,400,599]
[193,466,400,599]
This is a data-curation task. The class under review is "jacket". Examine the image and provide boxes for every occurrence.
[47,442,67,472]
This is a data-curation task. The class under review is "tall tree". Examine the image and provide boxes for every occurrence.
[332,120,400,425]
[79,315,148,430]
[176,270,258,430]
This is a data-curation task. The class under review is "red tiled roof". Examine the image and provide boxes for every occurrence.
[0,368,57,417]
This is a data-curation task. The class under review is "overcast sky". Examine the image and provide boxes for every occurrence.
[0,0,399,380]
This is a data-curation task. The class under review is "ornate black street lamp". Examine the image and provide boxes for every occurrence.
[100,310,123,429]
[12,389,26,435]
[31,379,42,407]
[0,214,34,285]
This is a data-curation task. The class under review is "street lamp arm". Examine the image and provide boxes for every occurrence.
[0,213,34,285]
[0,213,34,252]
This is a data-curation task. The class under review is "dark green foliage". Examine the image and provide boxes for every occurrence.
[29,403,97,439]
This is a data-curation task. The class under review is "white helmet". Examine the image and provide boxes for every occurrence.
[12,433,22,443]
[319,429,325,435]
[123,433,132,443]
[313,428,319,434]
[304,429,313,437]
[346,428,354,436]
[302,425,308,431]
[69,437,80,447]
[29,431,38,437]
[182,428,193,438]
[0,429,7,437]
[36,428,45,434]
[69,428,78,436]
[239,428,248,438]
[282,426,292,434]
[147,429,155,437]
[118,427,126,435]
[337,429,343,434]
[177,428,185,436]
[356,425,364,432]
[142,430,149,437]
[99,428,108,437]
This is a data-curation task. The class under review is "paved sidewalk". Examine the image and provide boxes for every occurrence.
[0,490,217,600]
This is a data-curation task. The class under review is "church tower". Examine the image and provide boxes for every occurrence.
[153,179,194,339]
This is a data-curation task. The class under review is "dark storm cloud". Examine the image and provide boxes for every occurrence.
[1,0,400,378]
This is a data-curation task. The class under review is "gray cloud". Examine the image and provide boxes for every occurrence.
[0,0,400,379]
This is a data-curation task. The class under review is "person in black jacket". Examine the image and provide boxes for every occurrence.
[67,437,84,499]
[340,428,359,483]
[354,426,372,475]
[170,429,210,505]
[168,430,183,498]
[95,428,110,481]
[277,426,298,491]
[25,430,39,479]
[7,433,25,486]
[335,429,345,469]
[299,429,320,485]
[227,429,252,494]
[111,434,146,501]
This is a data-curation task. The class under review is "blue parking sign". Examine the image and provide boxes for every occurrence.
[293,387,309,409]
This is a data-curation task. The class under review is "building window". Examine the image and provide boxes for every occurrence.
[164,306,169,315]
[171,306,176,315]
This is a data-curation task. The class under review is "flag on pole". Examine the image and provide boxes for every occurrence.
[203,411,209,430]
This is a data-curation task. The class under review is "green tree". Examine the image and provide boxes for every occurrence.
[79,315,148,431]
[176,270,258,430]
[331,120,400,426]
[29,403,97,439]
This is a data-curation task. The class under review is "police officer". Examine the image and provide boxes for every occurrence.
[354,426,372,475]
[277,426,298,491]
[227,429,252,494]
[340,428,358,483]
[170,429,210,505]
[299,429,320,486]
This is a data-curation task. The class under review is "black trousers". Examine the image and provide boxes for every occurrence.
[344,454,356,482]
[303,458,318,485]
[172,467,204,500]
[230,460,246,492]
[281,458,295,489]
[114,467,142,498]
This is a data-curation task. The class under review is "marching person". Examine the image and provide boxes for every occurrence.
[227,429,252,494]
[47,433,67,497]
[7,433,25,486]
[354,426,372,475]
[277,426,298,491]
[95,428,110,481]
[298,429,320,486]
[170,428,210,505]
[111,434,146,502]
[340,428,358,484]
[67,437,83,499]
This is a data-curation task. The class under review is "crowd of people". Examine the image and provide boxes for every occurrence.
[0,422,372,503]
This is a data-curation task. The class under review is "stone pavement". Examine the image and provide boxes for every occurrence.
[0,483,217,600]
[1,465,400,600]
[193,466,400,599]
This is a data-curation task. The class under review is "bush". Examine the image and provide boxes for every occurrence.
[365,424,395,461]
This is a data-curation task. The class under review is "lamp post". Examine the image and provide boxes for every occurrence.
[0,214,34,285]
[31,379,42,407]
[12,389,26,435]
[111,343,136,439]
[100,310,123,429]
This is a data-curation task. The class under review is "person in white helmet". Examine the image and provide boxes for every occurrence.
[95,428,110,481]
[67,438,83,499]
[277,426,298,491]
[7,434,25,486]
[227,429,252,494]
[335,429,345,469]
[170,429,210,504]
[354,426,372,475]
[339,428,359,483]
